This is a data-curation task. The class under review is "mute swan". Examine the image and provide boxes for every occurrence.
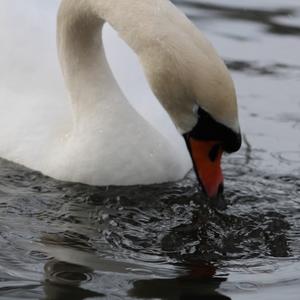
[0,0,241,198]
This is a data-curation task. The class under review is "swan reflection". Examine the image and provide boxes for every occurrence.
[42,249,230,300]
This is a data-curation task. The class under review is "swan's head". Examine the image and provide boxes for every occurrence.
[129,5,242,199]
[182,107,241,199]
[146,49,242,199]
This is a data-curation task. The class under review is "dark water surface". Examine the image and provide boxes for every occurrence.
[1,0,300,299]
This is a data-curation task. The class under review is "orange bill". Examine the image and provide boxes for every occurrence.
[188,138,224,198]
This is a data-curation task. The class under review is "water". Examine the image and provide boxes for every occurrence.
[0,0,300,299]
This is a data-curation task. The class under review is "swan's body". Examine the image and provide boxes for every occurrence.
[0,0,241,193]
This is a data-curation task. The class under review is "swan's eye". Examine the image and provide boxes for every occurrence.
[209,144,221,162]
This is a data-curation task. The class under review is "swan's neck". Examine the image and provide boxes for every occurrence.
[57,1,119,125]
[58,0,238,134]
[57,0,161,125]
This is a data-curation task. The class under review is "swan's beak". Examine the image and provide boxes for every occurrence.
[185,137,224,198]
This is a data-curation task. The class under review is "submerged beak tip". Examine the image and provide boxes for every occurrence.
[204,181,224,199]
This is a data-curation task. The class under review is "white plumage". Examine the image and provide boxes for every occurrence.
[0,0,239,186]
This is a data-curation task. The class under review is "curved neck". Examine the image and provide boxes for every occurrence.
[57,0,162,125]
[58,0,240,137]
[57,1,122,124]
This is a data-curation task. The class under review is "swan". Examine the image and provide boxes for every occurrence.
[0,0,241,198]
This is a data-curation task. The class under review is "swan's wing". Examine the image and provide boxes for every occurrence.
[0,0,71,166]
[0,0,66,113]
